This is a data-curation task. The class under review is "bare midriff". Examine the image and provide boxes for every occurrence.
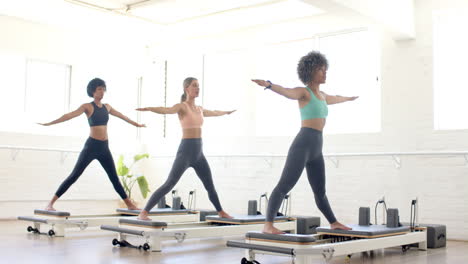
[182,128,202,139]
[301,118,326,131]
[89,126,108,141]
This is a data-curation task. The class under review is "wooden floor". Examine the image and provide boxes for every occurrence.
[1,220,467,264]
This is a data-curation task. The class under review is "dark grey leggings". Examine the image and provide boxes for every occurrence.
[266,127,337,223]
[55,137,127,199]
[144,138,223,212]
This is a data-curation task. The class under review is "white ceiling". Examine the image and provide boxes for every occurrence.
[64,0,324,24]
[0,0,324,41]
[0,0,415,45]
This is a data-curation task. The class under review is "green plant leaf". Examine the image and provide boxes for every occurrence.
[116,155,124,175]
[134,153,149,163]
[137,176,151,199]
[126,174,133,178]
[119,175,130,198]
[116,155,129,176]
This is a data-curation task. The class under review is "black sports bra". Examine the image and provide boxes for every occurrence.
[88,102,109,127]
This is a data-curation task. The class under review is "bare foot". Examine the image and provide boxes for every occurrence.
[137,211,151,221]
[45,205,56,211]
[124,199,141,210]
[262,225,285,234]
[331,221,352,230]
[127,205,141,210]
[218,210,233,219]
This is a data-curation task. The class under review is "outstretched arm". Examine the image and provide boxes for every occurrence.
[38,104,87,126]
[136,104,182,115]
[203,109,236,117]
[109,105,145,127]
[252,79,307,100]
[322,92,359,105]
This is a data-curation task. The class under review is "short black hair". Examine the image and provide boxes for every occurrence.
[87,78,106,97]
[297,51,328,85]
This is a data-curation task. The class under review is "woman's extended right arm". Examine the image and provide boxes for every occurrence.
[136,104,182,114]
[38,104,87,126]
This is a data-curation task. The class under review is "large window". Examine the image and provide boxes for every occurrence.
[0,52,26,132]
[318,30,381,134]
[203,50,256,137]
[252,40,316,136]
[202,29,380,137]
[433,9,468,130]
[0,56,72,135]
[104,72,140,146]
[0,53,143,141]
[66,62,141,141]
[24,59,71,136]
[164,54,204,139]
[139,60,166,142]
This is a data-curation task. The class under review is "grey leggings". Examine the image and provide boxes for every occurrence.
[266,127,337,223]
[55,137,127,199]
[144,138,223,212]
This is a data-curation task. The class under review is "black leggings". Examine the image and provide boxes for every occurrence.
[144,138,223,212]
[266,127,337,223]
[55,137,127,199]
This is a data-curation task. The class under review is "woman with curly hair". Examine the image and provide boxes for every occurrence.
[252,51,358,234]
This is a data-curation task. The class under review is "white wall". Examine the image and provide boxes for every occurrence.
[1,0,468,241]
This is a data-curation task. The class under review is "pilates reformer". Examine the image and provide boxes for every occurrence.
[100,193,301,252]
[226,198,428,263]
[17,190,205,237]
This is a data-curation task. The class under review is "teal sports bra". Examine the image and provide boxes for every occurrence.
[300,87,328,120]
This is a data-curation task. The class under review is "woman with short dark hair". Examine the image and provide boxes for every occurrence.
[41,78,145,211]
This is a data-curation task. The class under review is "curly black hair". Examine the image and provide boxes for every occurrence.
[87,78,106,97]
[297,51,328,85]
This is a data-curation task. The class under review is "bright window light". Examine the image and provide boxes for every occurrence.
[0,52,26,132]
[139,60,167,141]
[319,30,381,134]
[433,9,468,130]
[203,50,255,137]
[24,59,72,135]
[192,30,380,137]
[252,39,317,136]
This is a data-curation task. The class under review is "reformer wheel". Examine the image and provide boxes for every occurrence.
[402,245,410,252]
[241,257,260,264]
[48,230,55,237]
[142,243,150,251]
[112,238,119,246]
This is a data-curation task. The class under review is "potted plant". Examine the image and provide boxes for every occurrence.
[116,153,151,201]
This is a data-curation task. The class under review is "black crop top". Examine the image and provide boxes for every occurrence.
[88,102,109,126]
